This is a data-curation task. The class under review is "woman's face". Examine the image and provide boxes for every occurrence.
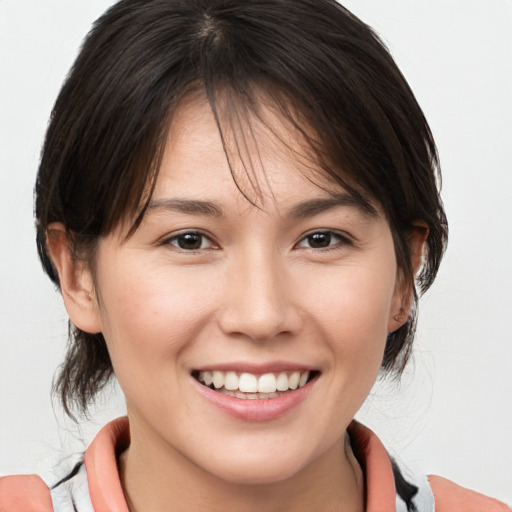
[87,98,407,484]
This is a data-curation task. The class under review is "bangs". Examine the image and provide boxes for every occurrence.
[127,83,379,238]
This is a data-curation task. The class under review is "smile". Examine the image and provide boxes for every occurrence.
[193,370,318,399]
[192,367,320,421]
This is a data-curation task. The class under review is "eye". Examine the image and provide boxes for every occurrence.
[166,231,215,251]
[297,230,350,250]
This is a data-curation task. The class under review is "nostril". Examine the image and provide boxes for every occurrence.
[217,281,303,342]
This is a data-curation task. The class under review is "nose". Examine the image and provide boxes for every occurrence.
[217,250,302,342]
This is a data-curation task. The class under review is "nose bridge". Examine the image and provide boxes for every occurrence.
[219,244,300,341]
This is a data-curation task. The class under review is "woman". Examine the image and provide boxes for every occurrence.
[0,0,509,510]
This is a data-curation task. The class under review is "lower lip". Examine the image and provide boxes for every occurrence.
[193,377,316,422]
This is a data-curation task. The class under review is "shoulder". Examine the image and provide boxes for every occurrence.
[0,460,95,512]
[429,475,511,512]
[0,474,53,511]
[0,418,129,512]
[348,420,510,512]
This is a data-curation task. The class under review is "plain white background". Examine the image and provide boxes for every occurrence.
[0,0,511,504]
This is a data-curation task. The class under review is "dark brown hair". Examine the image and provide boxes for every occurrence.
[35,0,447,418]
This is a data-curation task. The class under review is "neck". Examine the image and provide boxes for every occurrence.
[120,419,364,512]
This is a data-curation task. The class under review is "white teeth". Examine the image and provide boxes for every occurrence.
[288,372,300,389]
[276,372,289,391]
[221,389,283,399]
[201,371,213,386]
[299,371,310,388]
[289,371,300,390]
[197,369,314,395]
[257,373,277,393]
[212,370,224,389]
[224,371,239,391]
[239,373,258,393]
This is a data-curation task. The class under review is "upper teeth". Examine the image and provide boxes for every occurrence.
[198,370,310,393]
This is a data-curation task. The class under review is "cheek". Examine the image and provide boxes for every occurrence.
[96,263,218,377]
[299,260,397,387]
[307,265,396,339]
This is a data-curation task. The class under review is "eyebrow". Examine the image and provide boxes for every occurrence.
[289,194,377,218]
[147,198,223,217]
[146,193,376,219]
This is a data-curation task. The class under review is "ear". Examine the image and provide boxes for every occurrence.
[46,223,103,334]
[388,223,429,332]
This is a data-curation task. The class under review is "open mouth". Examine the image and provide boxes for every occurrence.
[192,369,320,400]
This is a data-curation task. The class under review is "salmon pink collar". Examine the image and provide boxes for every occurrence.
[347,421,397,512]
[83,417,396,512]
[84,417,131,512]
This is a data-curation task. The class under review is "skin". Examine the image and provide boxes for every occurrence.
[48,97,423,512]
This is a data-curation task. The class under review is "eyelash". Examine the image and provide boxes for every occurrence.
[162,230,351,253]
[163,231,217,252]
[296,230,352,251]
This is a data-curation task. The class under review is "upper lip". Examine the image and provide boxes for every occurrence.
[192,362,318,374]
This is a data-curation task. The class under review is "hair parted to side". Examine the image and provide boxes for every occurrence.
[35,0,447,418]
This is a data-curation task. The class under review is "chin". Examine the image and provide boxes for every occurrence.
[212,461,304,486]
[197,443,312,486]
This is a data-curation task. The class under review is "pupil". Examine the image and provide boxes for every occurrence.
[178,233,201,250]
[309,233,331,248]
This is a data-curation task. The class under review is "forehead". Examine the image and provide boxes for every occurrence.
[154,94,377,217]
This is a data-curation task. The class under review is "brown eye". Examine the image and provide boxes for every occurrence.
[297,231,349,250]
[307,232,333,248]
[168,232,213,251]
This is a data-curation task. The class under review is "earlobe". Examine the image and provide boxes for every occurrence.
[46,223,103,334]
[388,223,429,333]
[388,302,408,333]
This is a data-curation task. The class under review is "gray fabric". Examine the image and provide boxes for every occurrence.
[394,457,436,512]
[42,460,94,512]
[51,463,94,512]
[41,452,437,511]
